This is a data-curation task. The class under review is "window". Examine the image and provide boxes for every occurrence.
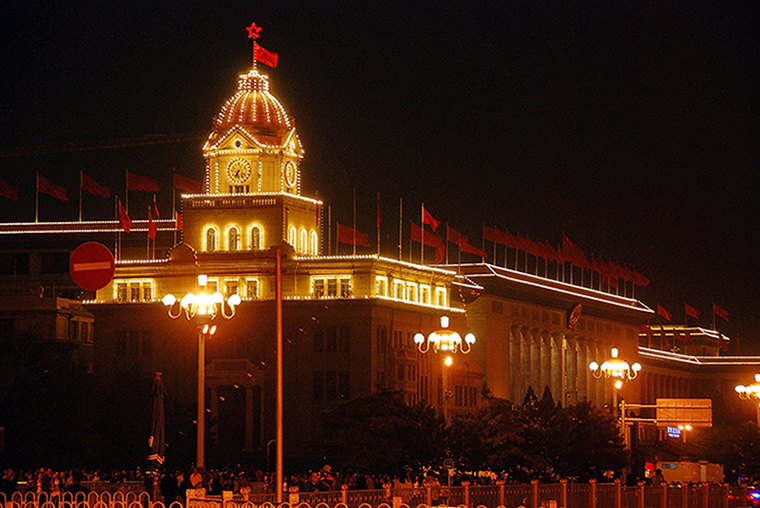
[394,281,405,300]
[114,280,154,302]
[207,280,219,293]
[325,371,337,400]
[205,227,218,251]
[310,231,319,255]
[250,226,262,250]
[225,279,239,297]
[300,229,308,253]
[228,227,240,251]
[288,226,297,248]
[246,279,259,299]
[435,287,447,307]
[420,285,431,304]
[376,276,388,297]
[407,283,418,302]
[325,328,337,352]
[312,276,352,299]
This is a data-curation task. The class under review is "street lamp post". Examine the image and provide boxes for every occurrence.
[163,275,241,469]
[735,374,760,426]
[415,316,475,420]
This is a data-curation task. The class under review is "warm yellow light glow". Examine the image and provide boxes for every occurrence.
[589,348,641,383]
[444,356,453,367]
[415,316,475,355]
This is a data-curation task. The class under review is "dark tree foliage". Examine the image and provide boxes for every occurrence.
[448,398,525,477]
[316,391,446,475]
[706,421,760,483]
[522,386,538,409]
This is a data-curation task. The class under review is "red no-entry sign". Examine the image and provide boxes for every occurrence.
[70,242,116,291]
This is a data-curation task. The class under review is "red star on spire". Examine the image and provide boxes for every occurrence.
[246,22,262,39]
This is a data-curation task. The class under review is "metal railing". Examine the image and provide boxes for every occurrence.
[1,480,748,508]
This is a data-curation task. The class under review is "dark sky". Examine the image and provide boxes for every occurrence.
[1,1,758,349]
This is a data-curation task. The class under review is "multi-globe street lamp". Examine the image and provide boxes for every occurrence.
[735,374,760,426]
[589,347,641,426]
[415,316,475,420]
[163,274,241,468]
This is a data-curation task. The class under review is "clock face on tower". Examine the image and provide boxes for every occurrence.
[227,159,251,184]
[284,161,297,188]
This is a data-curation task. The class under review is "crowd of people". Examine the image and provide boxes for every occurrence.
[0,464,482,504]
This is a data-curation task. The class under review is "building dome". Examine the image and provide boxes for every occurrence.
[208,70,294,147]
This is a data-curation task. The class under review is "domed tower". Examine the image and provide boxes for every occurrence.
[181,67,320,256]
[202,69,304,195]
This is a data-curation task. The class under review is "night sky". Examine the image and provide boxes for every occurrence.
[1,1,758,349]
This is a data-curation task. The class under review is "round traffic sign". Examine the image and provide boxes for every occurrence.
[70,242,116,291]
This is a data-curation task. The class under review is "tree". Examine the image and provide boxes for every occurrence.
[317,392,446,474]
[448,398,526,478]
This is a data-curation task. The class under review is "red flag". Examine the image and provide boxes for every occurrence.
[119,202,132,232]
[81,172,110,198]
[173,172,203,193]
[411,222,445,263]
[422,206,440,232]
[337,223,370,247]
[639,325,654,344]
[254,42,278,68]
[153,202,160,219]
[657,304,672,322]
[175,210,183,231]
[713,303,729,321]
[560,236,588,268]
[447,225,488,258]
[38,175,69,201]
[127,171,160,193]
[685,303,700,320]
[0,179,19,201]
[148,206,157,239]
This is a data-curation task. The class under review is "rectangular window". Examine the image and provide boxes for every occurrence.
[312,371,324,400]
[207,280,219,293]
[225,279,239,297]
[116,283,128,302]
[397,364,404,381]
[407,283,418,302]
[130,286,141,302]
[339,277,352,298]
[313,329,324,353]
[246,279,259,299]
[394,281,405,300]
[327,278,337,297]
[325,370,337,400]
[376,276,388,297]
[143,284,153,301]
[325,327,337,352]
[435,288,447,307]
[420,285,431,305]
[339,327,350,352]
[339,371,350,399]
[312,279,325,298]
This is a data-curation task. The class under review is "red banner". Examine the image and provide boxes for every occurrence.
[119,202,132,232]
[0,179,19,201]
[411,222,445,264]
[128,171,160,193]
[685,303,700,320]
[657,304,672,322]
[337,223,370,247]
[447,225,487,258]
[254,42,279,68]
[173,172,202,193]
[38,175,69,201]
[713,303,729,321]
[82,172,110,198]
[148,206,157,239]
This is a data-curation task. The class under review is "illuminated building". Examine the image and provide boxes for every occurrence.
[2,58,760,466]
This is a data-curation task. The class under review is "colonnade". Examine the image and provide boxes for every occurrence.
[508,325,616,408]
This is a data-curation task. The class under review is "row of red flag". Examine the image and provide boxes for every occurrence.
[335,205,487,263]
[485,225,650,287]
[0,171,202,202]
[117,200,183,237]
[640,324,730,351]
[657,302,730,322]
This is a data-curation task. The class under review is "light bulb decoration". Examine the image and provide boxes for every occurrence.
[735,374,760,400]
[414,315,476,355]
[589,347,641,384]
[163,275,241,321]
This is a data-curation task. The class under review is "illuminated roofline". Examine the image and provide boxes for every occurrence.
[293,253,457,276]
[459,263,652,314]
[639,346,760,366]
[181,191,321,206]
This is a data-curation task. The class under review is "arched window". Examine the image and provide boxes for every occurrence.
[228,227,240,251]
[205,227,217,251]
[299,229,307,254]
[310,231,318,255]
[288,226,297,248]
[250,226,262,250]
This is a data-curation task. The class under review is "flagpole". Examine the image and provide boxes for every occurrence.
[398,197,403,261]
[172,182,177,246]
[79,171,83,222]
[152,194,157,259]
[125,170,129,214]
[376,192,380,256]
[712,304,716,331]
[327,205,332,256]
[146,205,150,259]
[420,203,424,265]
[445,224,449,265]
[352,189,357,256]
[35,172,39,223]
